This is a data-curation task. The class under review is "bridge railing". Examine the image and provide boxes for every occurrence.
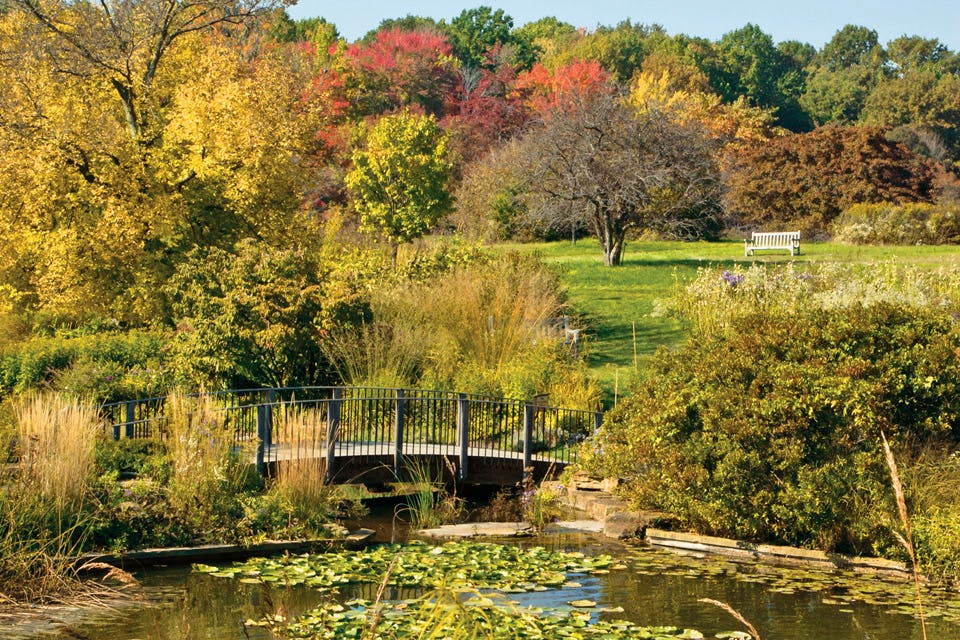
[99,387,602,483]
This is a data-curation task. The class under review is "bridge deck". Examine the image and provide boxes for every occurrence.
[257,442,561,463]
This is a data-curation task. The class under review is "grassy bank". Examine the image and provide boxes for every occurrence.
[498,239,960,399]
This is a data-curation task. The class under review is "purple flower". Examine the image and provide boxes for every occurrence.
[721,270,744,287]
[104,375,114,382]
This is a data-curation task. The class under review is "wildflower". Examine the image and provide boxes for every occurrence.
[721,270,744,287]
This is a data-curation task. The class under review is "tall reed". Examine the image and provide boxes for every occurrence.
[2,394,109,603]
[164,393,247,512]
[14,393,101,509]
[269,404,331,514]
[881,430,927,640]
[396,457,462,530]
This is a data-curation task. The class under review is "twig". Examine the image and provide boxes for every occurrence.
[880,430,928,640]
[362,552,402,640]
[697,598,762,640]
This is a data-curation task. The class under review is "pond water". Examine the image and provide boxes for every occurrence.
[7,529,957,640]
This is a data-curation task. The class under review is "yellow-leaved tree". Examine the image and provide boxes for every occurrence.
[0,1,323,326]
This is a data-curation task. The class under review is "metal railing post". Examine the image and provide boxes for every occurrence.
[263,389,275,451]
[457,394,469,482]
[325,388,341,483]
[256,403,269,477]
[523,403,534,471]
[594,410,603,434]
[394,389,405,478]
[124,400,135,439]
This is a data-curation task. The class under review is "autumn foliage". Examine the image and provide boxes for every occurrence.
[726,126,940,232]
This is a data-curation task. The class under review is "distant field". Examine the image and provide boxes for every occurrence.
[497,239,960,399]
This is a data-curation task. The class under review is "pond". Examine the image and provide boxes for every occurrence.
[5,530,956,639]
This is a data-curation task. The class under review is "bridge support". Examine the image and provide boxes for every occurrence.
[256,390,274,476]
[393,389,405,478]
[523,403,534,470]
[457,394,469,481]
[325,388,341,483]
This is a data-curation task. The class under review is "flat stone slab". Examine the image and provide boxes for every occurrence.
[646,528,912,578]
[415,522,534,538]
[543,520,604,534]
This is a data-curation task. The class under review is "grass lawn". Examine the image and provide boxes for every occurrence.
[497,239,960,400]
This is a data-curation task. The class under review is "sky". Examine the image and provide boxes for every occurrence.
[287,0,960,51]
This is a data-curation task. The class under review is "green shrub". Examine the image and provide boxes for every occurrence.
[584,303,960,555]
[0,330,169,400]
[833,202,960,245]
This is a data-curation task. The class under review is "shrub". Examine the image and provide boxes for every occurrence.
[0,330,169,401]
[833,202,960,245]
[584,303,960,554]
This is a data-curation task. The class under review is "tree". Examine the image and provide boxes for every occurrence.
[818,24,886,71]
[513,16,577,61]
[267,10,339,44]
[861,70,960,161]
[362,15,440,43]
[339,27,459,117]
[547,21,654,84]
[886,35,954,74]
[10,0,282,142]
[712,24,809,130]
[629,70,783,147]
[443,6,532,70]
[726,126,939,232]
[800,65,878,125]
[346,112,453,258]
[514,60,612,115]
[520,92,722,266]
[441,59,527,164]
[0,13,324,324]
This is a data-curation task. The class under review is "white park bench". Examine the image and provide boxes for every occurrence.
[744,231,800,257]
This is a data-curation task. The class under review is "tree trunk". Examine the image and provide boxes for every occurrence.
[602,235,624,266]
[598,217,624,266]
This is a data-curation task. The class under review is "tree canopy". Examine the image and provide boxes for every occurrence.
[520,92,722,266]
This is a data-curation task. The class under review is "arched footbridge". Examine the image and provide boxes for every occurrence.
[101,387,603,486]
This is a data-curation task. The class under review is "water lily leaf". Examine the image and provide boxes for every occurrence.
[568,599,597,608]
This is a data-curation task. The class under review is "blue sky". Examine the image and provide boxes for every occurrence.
[287,0,960,51]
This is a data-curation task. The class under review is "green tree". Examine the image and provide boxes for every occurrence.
[346,112,454,258]
[886,35,954,73]
[513,15,577,62]
[267,10,339,44]
[777,40,816,69]
[444,6,531,69]
[818,24,886,71]
[801,65,878,125]
[712,24,809,130]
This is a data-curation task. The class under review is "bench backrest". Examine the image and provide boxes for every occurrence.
[751,231,800,247]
